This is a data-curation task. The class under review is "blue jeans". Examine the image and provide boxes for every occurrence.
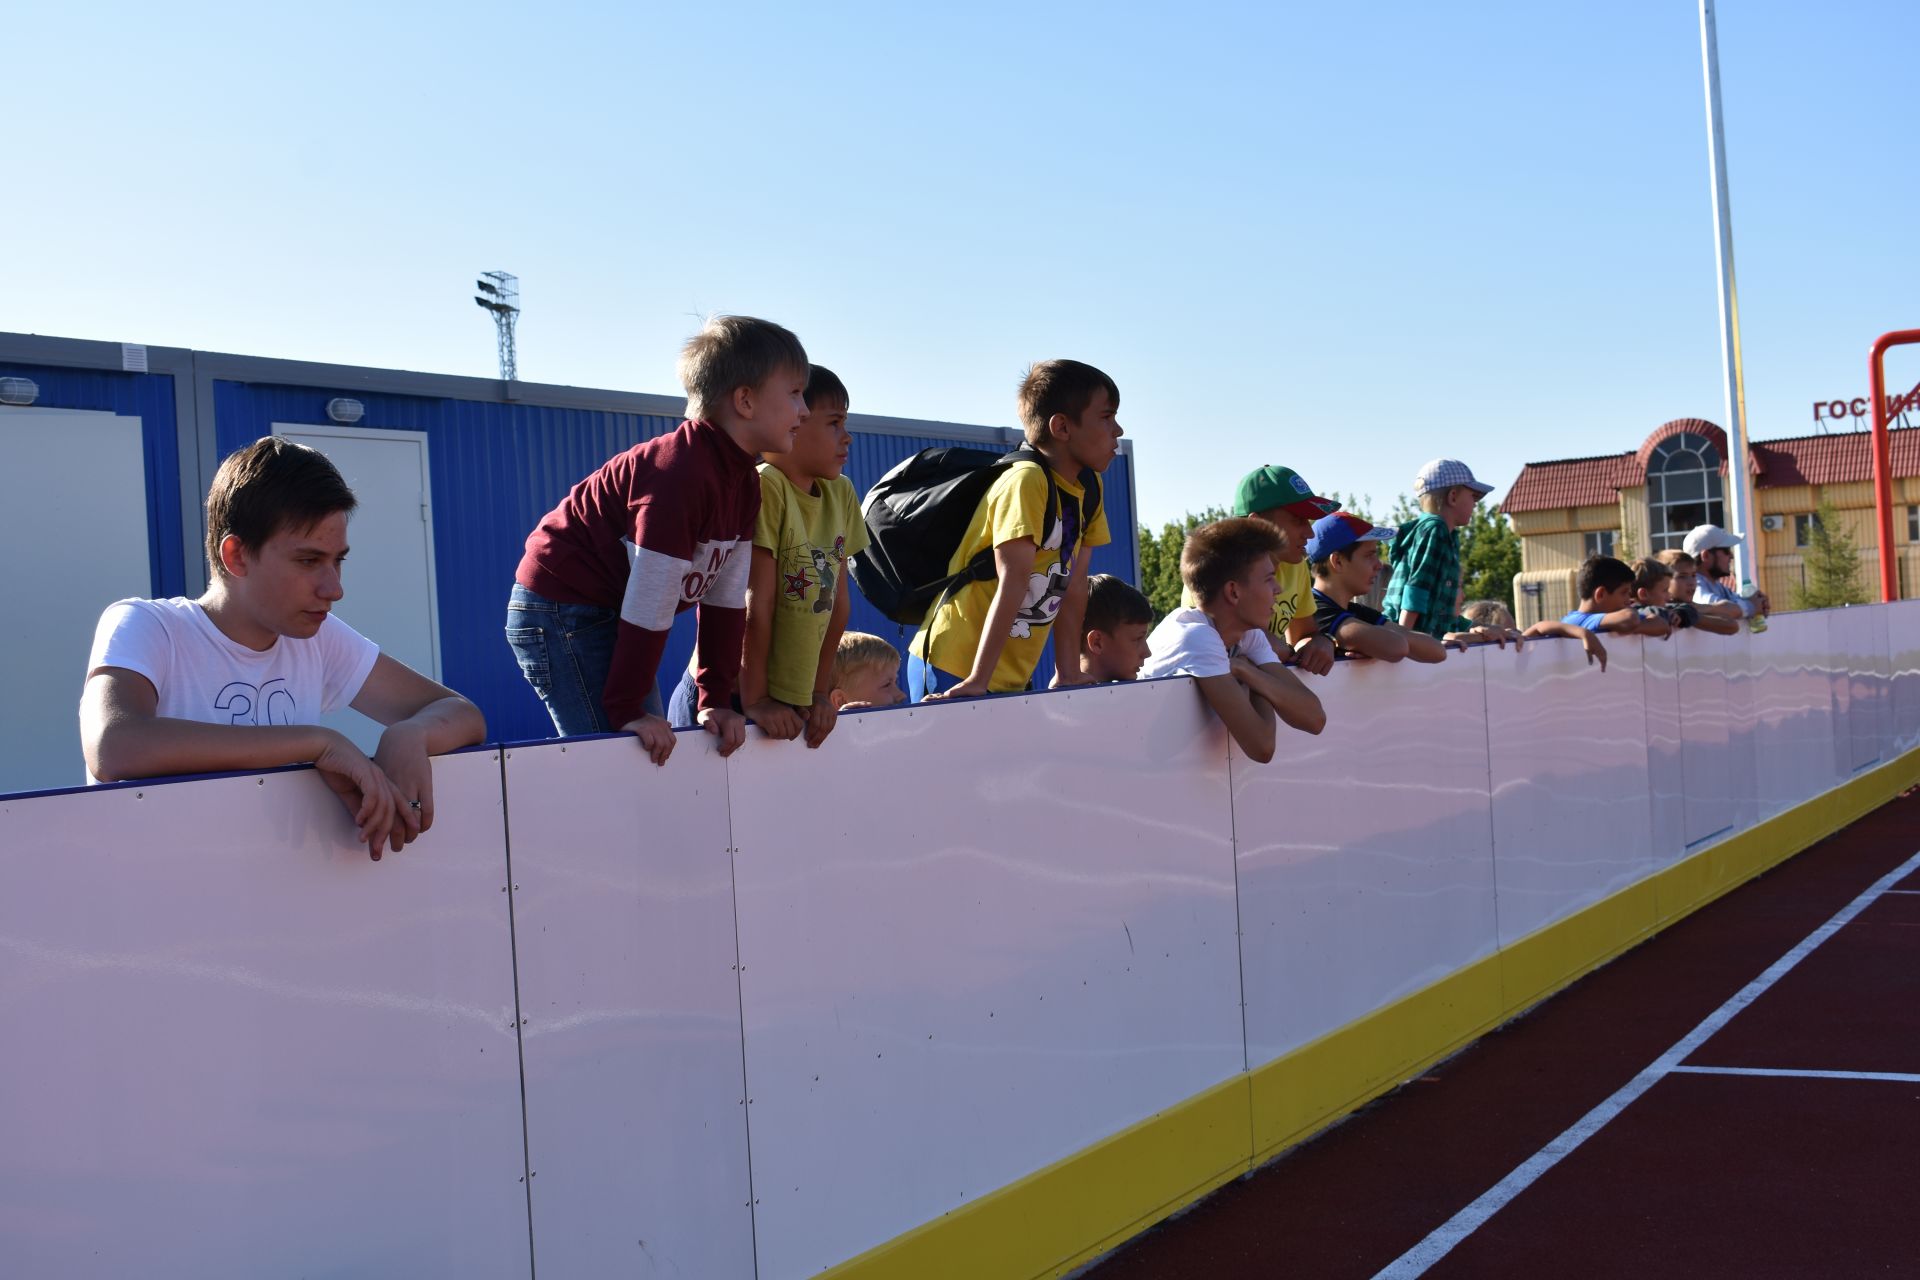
[665,663,743,729]
[505,584,662,737]
[906,653,968,702]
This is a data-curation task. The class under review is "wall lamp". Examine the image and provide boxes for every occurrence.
[0,377,39,407]
[326,397,366,424]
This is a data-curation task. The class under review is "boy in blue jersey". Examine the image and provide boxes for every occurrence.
[1564,556,1672,638]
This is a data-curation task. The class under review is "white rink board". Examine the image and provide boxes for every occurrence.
[1749,611,1841,819]
[1235,651,1500,1068]
[1484,635,1656,945]
[729,680,1243,1280]
[0,750,528,1278]
[504,733,755,1280]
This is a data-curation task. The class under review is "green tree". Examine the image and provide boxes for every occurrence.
[1457,502,1522,611]
[1135,506,1227,618]
[1793,498,1868,610]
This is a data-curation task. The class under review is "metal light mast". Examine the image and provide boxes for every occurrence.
[473,271,520,381]
[1698,2,1759,587]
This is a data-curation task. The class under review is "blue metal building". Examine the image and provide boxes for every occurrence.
[0,332,1138,772]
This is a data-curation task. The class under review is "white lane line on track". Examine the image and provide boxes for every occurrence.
[1671,1065,1920,1083]
[1884,889,1920,895]
[1373,847,1920,1280]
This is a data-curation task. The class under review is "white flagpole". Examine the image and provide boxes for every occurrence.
[1700,0,1761,589]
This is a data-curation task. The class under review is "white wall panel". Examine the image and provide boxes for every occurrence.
[504,734,754,1280]
[730,682,1243,1279]
[1828,606,1890,774]
[1485,635,1655,944]
[0,408,150,793]
[0,751,528,1277]
[1236,652,1499,1068]
[1676,632,1736,847]
[1750,611,1840,817]
[1721,629,1761,836]
[1887,600,1920,750]
[1641,636,1686,866]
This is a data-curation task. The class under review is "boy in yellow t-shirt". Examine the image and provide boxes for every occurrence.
[668,365,866,746]
[910,360,1123,701]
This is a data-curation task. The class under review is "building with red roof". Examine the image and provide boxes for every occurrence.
[1504,417,1920,623]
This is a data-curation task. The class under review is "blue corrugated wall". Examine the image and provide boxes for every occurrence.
[211,381,1137,741]
[0,361,186,598]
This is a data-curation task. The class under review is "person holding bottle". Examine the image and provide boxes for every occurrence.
[1682,524,1769,631]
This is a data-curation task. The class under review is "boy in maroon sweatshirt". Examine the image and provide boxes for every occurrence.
[506,315,809,765]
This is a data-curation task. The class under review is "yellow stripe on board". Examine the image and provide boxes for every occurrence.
[822,746,1920,1280]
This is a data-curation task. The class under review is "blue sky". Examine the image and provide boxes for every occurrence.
[7,1,1916,527]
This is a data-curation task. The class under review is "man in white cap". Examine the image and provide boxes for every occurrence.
[1682,524,1768,620]
[1383,459,1495,639]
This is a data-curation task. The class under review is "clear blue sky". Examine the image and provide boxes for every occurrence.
[7,1,1916,528]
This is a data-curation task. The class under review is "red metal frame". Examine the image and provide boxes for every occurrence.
[1869,330,1920,601]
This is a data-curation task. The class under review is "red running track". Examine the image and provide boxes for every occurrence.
[1086,790,1920,1280]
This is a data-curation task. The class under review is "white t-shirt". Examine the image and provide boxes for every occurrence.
[85,598,380,778]
[1139,608,1280,681]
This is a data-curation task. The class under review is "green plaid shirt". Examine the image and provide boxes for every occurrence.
[1381,513,1460,639]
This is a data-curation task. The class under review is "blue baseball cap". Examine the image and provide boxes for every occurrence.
[1305,512,1396,561]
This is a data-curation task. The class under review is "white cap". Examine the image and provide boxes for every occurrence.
[1682,524,1741,555]
[1413,458,1495,497]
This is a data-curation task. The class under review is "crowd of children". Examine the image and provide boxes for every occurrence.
[77,314,1774,856]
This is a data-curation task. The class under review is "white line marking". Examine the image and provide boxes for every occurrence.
[1671,1065,1920,1083]
[1373,848,1920,1279]
[1885,889,1920,895]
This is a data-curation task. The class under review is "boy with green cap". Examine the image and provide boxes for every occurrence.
[1222,464,1341,674]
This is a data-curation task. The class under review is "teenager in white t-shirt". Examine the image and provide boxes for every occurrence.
[80,437,486,859]
[1139,516,1325,762]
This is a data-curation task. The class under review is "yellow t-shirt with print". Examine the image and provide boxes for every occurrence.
[1180,556,1311,646]
[913,461,1110,692]
[757,465,868,706]
[1267,556,1312,643]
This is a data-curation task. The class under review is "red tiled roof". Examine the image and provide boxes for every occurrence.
[1502,451,1639,513]
[1750,427,1920,487]
[1502,423,1920,513]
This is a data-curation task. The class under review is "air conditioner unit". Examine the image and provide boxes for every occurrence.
[1761,514,1784,532]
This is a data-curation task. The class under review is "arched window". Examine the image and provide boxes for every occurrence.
[1647,433,1724,550]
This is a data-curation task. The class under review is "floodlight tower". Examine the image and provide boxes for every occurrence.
[473,271,520,381]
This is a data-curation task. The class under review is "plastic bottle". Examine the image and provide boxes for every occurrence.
[1740,579,1768,633]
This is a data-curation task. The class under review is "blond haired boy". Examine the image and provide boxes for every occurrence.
[829,632,905,710]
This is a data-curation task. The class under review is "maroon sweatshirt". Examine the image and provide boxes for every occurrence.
[515,419,759,726]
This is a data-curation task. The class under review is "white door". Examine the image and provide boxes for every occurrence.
[0,408,152,792]
[275,425,440,752]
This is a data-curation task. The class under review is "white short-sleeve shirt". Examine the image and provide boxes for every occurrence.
[85,598,380,776]
[1138,608,1280,681]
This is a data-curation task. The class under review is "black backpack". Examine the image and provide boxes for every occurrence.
[850,445,1103,626]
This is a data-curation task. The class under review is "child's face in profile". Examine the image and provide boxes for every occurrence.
[772,395,851,484]
[1263,507,1313,564]
[1592,582,1636,612]
[1086,622,1152,682]
[1637,576,1673,607]
[1228,554,1279,629]
[1058,387,1124,475]
[1331,541,1383,596]
[1672,567,1698,599]
[742,365,810,453]
[835,660,904,710]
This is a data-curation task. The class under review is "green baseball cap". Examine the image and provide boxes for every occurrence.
[1232,465,1339,519]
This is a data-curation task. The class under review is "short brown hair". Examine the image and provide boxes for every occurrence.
[1084,574,1152,637]
[1462,599,1515,629]
[677,315,809,419]
[1633,556,1674,592]
[831,631,899,690]
[1655,548,1697,571]
[1181,517,1285,605]
[1016,359,1120,446]
[205,437,357,578]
